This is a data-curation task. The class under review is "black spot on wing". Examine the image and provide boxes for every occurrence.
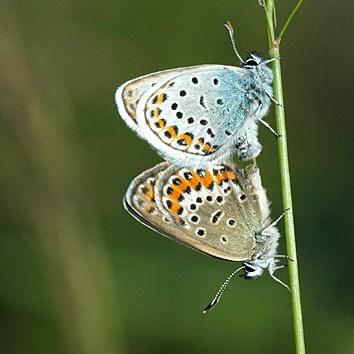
[199,96,206,109]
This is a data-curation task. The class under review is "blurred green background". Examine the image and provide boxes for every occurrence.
[0,1,353,353]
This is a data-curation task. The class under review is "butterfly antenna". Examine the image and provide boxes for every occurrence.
[203,266,244,314]
[224,20,245,64]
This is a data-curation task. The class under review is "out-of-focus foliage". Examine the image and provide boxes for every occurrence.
[0,1,352,353]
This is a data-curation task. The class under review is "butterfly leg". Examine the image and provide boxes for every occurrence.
[260,208,290,235]
[265,90,284,107]
[259,118,280,138]
[274,264,287,271]
[270,272,291,292]
[274,254,294,262]
[274,257,289,268]
[268,260,291,291]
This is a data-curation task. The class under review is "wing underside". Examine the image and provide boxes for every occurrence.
[123,161,274,261]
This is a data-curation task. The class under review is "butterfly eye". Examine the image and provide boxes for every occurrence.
[244,59,258,67]
[244,263,256,273]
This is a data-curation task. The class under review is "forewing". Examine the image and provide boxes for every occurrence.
[135,65,249,167]
[115,66,206,131]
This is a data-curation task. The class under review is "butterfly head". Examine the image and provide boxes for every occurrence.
[242,52,263,68]
[242,261,269,279]
[242,52,273,85]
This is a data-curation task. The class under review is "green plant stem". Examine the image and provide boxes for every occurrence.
[264,1,306,354]
[278,0,304,42]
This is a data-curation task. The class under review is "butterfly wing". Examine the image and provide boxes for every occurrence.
[136,65,251,167]
[115,66,208,132]
[124,161,214,248]
[124,161,235,256]
[236,163,281,259]
[154,162,261,261]
[117,65,250,167]
[123,162,171,231]
[236,163,270,223]
[124,161,274,261]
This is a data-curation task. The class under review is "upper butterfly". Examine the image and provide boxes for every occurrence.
[115,22,277,168]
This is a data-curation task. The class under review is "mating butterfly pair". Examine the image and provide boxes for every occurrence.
[115,22,287,312]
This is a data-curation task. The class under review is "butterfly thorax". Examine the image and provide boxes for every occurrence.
[238,53,273,118]
[243,74,272,118]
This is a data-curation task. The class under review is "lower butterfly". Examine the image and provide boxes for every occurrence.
[115,22,278,168]
[124,161,289,312]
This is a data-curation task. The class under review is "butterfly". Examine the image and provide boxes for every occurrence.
[124,160,289,312]
[115,22,278,168]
